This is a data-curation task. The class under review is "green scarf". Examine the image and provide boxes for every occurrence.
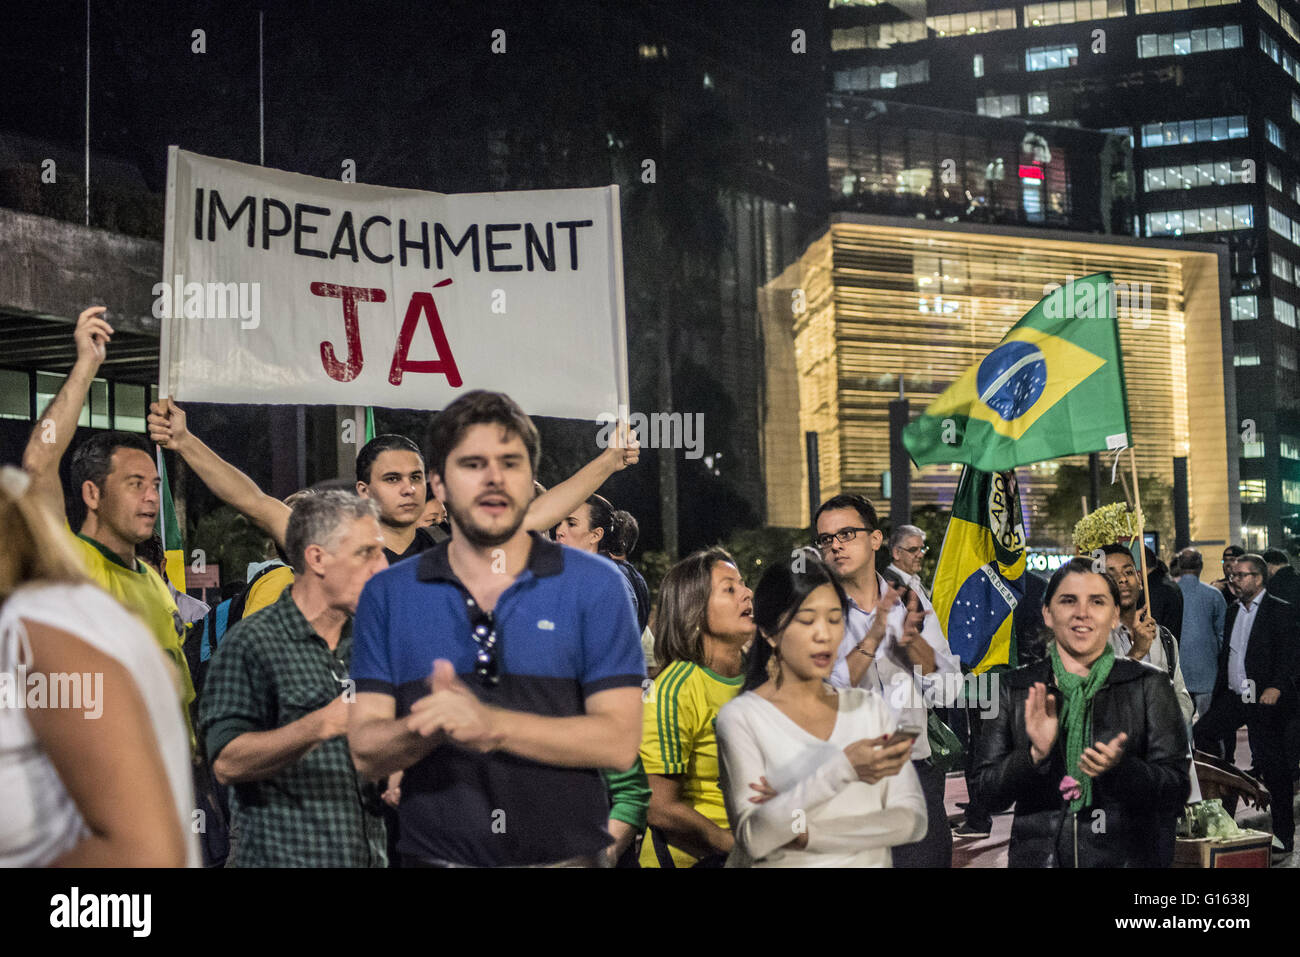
[1048,643,1116,812]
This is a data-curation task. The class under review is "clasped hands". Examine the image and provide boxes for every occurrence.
[405,659,504,752]
[1025,682,1127,777]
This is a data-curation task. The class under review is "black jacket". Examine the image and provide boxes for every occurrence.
[975,657,1189,868]
[1213,592,1299,706]
[1268,566,1300,607]
[1147,561,1184,644]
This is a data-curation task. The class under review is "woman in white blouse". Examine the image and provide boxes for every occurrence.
[717,547,927,867]
[0,466,195,867]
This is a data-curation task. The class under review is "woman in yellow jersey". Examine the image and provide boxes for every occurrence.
[640,547,755,867]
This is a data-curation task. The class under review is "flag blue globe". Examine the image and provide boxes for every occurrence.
[977,340,1048,421]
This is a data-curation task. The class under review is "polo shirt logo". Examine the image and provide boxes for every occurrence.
[537,619,556,631]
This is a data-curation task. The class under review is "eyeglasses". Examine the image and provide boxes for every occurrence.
[813,526,872,550]
[898,545,928,556]
[1229,571,1260,581]
[466,599,500,686]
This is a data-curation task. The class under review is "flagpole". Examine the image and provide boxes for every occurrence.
[1128,447,1150,610]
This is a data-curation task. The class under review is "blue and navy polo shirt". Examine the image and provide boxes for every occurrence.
[351,532,645,866]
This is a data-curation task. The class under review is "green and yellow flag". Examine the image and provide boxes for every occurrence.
[932,467,1027,674]
[156,449,186,591]
[903,273,1131,471]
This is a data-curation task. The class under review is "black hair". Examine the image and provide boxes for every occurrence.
[586,494,616,553]
[813,493,879,533]
[135,533,165,570]
[743,548,848,693]
[356,434,423,484]
[425,390,540,480]
[69,431,154,499]
[1262,548,1290,566]
[1238,553,1268,579]
[611,509,640,556]
[1043,556,1122,608]
[1099,543,1135,563]
[1222,545,1245,560]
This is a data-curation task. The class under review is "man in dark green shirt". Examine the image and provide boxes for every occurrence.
[199,492,389,867]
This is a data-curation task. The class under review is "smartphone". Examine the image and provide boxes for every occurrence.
[881,569,915,610]
[883,727,922,748]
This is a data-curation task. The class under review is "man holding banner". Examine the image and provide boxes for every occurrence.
[21,306,197,752]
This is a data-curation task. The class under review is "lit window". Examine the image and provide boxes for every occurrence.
[1026,43,1079,71]
[974,54,985,77]
[976,94,1021,117]
[1267,120,1285,150]
[1273,253,1293,284]
[1028,91,1050,114]
[1234,343,1261,366]
[1269,163,1284,191]
[1280,343,1299,369]
[1243,430,1266,458]
[1281,434,1300,458]
[1231,295,1257,320]
[1240,479,1267,502]
[1284,480,1300,505]
[0,368,28,421]
[1277,298,1299,327]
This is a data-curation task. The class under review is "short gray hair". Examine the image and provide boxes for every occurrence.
[890,524,925,551]
[285,491,379,574]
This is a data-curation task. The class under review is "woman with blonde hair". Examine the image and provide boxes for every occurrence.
[0,465,196,866]
[639,547,755,867]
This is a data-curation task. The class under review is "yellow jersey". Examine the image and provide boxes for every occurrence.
[72,532,197,751]
[241,565,295,617]
[639,659,743,867]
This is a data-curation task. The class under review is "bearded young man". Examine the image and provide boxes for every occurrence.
[346,391,644,867]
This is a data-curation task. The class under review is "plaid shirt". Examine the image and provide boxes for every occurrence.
[198,589,387,867]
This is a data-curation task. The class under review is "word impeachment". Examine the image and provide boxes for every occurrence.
[194,188,596,272]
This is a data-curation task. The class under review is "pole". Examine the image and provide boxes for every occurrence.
[258,10,265,165]
[805,431,820,528]
[84,0,90,225]
[1129,447,1150,609]
[1088,451,1101,511]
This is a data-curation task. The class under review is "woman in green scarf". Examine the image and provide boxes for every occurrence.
[975,557,1190,867]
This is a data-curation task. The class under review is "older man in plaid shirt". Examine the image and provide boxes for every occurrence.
[199,492,389,867]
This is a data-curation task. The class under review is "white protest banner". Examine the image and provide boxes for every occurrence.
[159,148,628,418]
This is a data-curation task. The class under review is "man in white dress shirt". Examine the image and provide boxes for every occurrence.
[815,495,961,867]
[887,524,932,606]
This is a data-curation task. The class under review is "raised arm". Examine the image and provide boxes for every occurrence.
[148,398,291,549]
[22,306,113,520]
[523,423,639,532]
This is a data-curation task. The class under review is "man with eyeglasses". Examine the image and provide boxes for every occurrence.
[1193,554,1300,858]
[815,494,961,867]
[347,391,644,867]
[198,491,390,867]
[887,524,932,606]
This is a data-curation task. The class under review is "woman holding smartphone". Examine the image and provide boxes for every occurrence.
[974,557,1189,868]
[716,548,927,867]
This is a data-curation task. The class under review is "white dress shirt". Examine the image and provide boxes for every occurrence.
[886,562,932,607]
[1228,589,1266,697]
[829,572,962,760]
[1108,623,1195,728]
[717,687,927,867]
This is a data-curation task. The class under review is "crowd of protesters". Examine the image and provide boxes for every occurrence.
[3,305,1299,868]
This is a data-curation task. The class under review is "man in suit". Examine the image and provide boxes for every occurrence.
[1193,554,1300,857]
[1265,548,1300,607]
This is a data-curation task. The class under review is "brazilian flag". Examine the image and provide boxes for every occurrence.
[932,467,1027,674]
[903,272,1132,471]
[156,449,186,592]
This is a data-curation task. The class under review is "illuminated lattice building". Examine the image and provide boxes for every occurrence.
[761,214,1240,552]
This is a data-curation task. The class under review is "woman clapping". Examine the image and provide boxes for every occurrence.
[974,557,1189,867]
[716,548,926,867]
